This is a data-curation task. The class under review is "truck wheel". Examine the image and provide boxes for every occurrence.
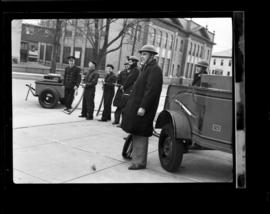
[38,88,59,108]
[158,123,184,172]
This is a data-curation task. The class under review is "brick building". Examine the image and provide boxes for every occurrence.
[19,18,215,83]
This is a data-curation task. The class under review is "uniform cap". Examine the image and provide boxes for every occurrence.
[196,61,209,67]
[67,56,76,60]
[128,55,139,62]
[106,64,114,69]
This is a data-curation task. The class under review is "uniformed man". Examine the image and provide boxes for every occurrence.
[99,64,117,122]
[80,60,99,120]
[192,61,208,86]
[63,56,81,112]
[112,56,140,125]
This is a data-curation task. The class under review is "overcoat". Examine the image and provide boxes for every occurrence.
[121,59,163,137]
[113,65,139,108]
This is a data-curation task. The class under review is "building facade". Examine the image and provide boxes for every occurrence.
[111,18,215,84]
[210,49,232,76]
[19,18,215,83]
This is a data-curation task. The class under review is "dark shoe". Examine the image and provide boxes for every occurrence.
[78,114,86,118]
[116,124,121,128]
[98,118,107,122]
[86,117,93,120]
[128,164,146,170]
[112,121,119,125]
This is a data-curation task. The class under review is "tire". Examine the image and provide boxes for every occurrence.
[122,134,133,160]
[158,123,184,172]
[38,88,59,108]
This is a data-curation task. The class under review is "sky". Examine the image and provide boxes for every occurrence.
[22,18,232,54]
[192,18,232,53]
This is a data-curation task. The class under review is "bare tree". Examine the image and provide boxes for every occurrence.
[50,19,62,73]
[72,18,145,69]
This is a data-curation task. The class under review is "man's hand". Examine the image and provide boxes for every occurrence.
[137,107,145,116]
[81,83,86,88]
[74,85,78,90]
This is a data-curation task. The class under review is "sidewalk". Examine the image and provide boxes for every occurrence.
[12,78,233,184]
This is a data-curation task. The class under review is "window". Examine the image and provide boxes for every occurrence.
[25,26,34,35]
[39,44,44,60]
[180,40,184,52]
[165,59,170,76]
[193,44,196,56]
[21,42,28,50]
[170,35,173,50]
[189,43,193,55]
[221,59,224,66]
[200,46,204,58]
[137,25,142,41]
[65,30,72,37]
[161,57,165,71]
[227,71,230,76]
[207,50,210,59]
[213,59,216,65]
[176,65,181,77]
[151,28,156,45]
[165,33,168,48]
[172,64,175,76]
[212,70,215,75]
[196,45,200,57]
[175,38,178,50]
[186,63,190,77]
[229,59,232,66]
[159,31,162,47]
[63,46,71,64]
[45,45,52,61]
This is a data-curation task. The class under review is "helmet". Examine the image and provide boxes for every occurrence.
[196,61,209,67]
[128,56,139,62]
[138,44,158,55]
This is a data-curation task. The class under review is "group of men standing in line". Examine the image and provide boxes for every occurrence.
[62,44,163,170]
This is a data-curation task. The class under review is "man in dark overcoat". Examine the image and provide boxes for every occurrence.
[99,64,117,121]
[80,60,99,120]
[63,56,81,112]
[112,56,140,125]
[121,45,163,170]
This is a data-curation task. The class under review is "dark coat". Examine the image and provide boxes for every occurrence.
[63,65,81,88]
[113,65,139,107]
[121,59,163,137]
[84,69,99,89]
[192,70,207,86]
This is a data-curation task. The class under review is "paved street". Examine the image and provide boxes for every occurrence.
[12,76,233,183]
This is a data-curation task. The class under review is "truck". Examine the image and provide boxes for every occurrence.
[155,63,233,172]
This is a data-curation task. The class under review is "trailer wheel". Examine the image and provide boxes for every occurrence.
[158,123,184,172]
[38,88,59,108]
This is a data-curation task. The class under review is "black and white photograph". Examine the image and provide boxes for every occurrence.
[9,14,245,186]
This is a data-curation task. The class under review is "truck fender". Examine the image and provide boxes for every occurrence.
[155,110,192,140]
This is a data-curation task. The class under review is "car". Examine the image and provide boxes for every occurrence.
[155,72,233,172]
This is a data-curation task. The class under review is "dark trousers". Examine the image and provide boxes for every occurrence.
[102,88,115,120]
[114,107,123,123]
[64,87,75,109]
[84,87,96,118]
[81,96,87,116]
